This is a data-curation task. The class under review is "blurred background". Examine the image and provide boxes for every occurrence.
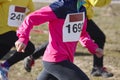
[1,0,120,80]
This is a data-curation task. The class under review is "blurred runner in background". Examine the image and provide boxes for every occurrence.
[0,0,35,80]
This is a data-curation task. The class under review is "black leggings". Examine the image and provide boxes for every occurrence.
[37,60,90,80]
[32,42,48,59]
[0,31,35,67]
[87,19,106,67]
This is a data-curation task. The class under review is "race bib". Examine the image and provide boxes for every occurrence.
[63,12,85,42]
[8,5,26,27]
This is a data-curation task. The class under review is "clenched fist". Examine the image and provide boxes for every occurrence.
[15,41,26,52]
[95,48,103,58]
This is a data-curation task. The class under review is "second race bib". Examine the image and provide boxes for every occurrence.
[8,5,26,27]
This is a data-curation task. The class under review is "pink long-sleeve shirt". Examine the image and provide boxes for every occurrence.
[17,6,98,62]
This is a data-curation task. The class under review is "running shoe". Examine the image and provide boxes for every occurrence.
[0,64,8,80]
[91,67,113,78]
[24,56,34,72]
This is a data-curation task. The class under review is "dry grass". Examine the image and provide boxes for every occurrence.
[0,3,120,80]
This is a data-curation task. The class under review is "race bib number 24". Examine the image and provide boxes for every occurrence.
[8,5,26,27]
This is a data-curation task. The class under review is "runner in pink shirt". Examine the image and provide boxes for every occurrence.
[15,0,103,80]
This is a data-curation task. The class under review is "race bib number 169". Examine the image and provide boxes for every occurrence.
[63,12,85,42]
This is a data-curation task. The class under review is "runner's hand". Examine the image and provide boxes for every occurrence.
[95,48,103,58]
[15,41,26,52]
